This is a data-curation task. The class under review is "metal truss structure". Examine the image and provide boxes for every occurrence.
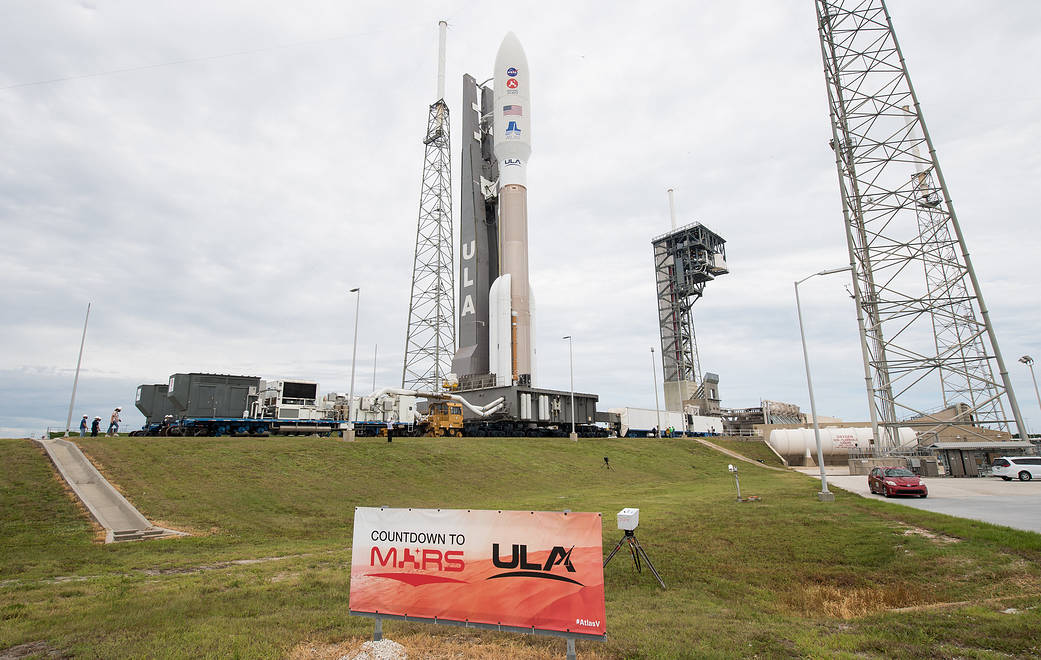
[816,0,1026,446]
[652,223,727,390]
[402,99,455,392]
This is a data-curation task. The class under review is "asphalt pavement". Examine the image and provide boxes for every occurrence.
[795,466,1041,535]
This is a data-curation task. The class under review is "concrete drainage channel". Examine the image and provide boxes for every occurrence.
[35,437,184,543]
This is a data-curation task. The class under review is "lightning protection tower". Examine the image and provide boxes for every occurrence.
[816,0,1027,447]
[403,21,455,392]
[653,190,728,412]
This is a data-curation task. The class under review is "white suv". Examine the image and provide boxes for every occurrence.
[991,456,1041,481]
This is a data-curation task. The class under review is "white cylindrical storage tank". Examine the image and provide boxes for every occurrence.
[768,427,916,461]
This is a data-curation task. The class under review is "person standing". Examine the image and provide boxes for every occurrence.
[79,415,88,438]
[107,407,122,437]
[91,416,101,437]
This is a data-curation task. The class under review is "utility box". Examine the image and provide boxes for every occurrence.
[617,508,639,531]
[917,456,940,477]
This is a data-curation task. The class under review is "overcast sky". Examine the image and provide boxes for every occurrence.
[2,1,1039,437]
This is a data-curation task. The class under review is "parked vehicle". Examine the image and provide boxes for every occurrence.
[991,456,1041,482]
[868,466,928,498]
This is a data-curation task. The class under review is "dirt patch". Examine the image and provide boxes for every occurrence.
[141,555,296,576]
[0,641,70,659]
[890,593,1041,613]
[899,525,960,544]
[290,633,613,660]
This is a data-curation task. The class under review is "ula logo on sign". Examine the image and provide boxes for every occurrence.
[489,543,582,585]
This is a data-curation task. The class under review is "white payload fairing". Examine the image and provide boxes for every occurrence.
[489,32,536,386]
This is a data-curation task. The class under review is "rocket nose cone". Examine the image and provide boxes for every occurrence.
[496,31,527,61]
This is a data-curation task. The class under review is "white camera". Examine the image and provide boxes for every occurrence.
[728,464,738,473]
[617,507,639,531]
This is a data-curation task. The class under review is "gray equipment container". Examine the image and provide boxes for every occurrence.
[166,373,260,419]
[135,384,178,425]
[459,384,598,425]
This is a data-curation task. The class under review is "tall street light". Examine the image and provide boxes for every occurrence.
[63,302,91,438]
[1020,355,1040,436]
[650,347,662,438]
[795,266,852,503]
[563,336,577,441]
[344,288,360,442]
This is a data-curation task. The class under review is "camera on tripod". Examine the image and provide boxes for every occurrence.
[604,507,665,589]
[617,507,639,531]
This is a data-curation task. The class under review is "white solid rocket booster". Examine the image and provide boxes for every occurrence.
[490,32,535,386]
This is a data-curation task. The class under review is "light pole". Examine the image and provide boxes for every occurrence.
[563,336,577,441]
[650,347,662,438]
[344,288,360,441]
[1020,356,1040,436]
[795,266,852,502]
[63,302,91,438]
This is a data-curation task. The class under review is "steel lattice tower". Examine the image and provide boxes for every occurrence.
[816,0,1027,447]
[652,222,727,411]
[402,23,454,392]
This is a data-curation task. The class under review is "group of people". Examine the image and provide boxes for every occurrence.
[77,407,121,437]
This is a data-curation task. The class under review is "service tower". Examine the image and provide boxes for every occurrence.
[652,192,728,412]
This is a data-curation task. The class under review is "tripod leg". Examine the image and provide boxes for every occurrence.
[603,535,626,568]
[632,536,666,589]
[628,537,641,572]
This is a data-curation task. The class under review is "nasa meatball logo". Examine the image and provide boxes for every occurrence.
[506,67,518,77]
[506,78,518,89]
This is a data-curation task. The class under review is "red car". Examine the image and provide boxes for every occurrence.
[868,466,928,498]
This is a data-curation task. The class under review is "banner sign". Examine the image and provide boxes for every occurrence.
[349,507,606,639]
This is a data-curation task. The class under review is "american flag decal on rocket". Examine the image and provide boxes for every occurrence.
[503,105,522,116]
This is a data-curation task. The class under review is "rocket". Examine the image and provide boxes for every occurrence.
[489,32,536,386]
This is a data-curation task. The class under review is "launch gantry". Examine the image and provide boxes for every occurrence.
[652,221,728,412]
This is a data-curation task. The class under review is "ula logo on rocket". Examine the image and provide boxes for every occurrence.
[504,158,521,167]
[506,67,518,77]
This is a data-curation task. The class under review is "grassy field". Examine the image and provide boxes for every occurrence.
[2,435,1040,659]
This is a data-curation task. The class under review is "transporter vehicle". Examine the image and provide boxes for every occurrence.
[868,466,928,498]
[133,373,501,437]
[991,456,1041,481]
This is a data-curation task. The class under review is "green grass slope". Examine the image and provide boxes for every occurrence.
[2,436,1040,658]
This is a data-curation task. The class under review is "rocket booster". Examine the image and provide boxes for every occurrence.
[490,32,535,385]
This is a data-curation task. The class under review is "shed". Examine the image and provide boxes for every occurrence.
[927,441,1037,477]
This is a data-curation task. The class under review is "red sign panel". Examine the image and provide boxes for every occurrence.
[350,507,606,638]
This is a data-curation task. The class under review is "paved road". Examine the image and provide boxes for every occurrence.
[796,467,1041,535]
